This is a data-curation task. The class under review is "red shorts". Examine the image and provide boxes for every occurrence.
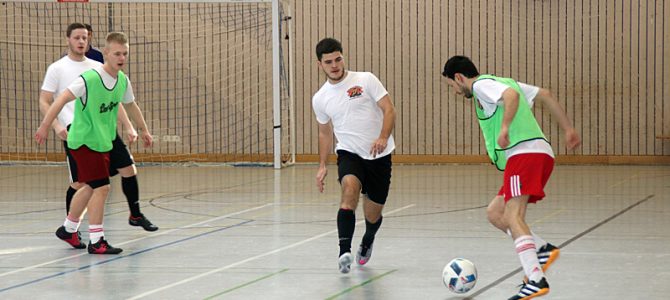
[497,153,554,203]
[68,145,110,183]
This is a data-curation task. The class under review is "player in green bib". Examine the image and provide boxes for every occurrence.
[66,68,127,152]
[36,32,138,255]
[442,56,580,299]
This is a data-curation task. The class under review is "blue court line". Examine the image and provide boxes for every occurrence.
[0,219,253,293]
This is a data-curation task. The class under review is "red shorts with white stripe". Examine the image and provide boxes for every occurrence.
[497,153,554,203]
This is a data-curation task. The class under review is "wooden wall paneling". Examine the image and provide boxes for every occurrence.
[605,0,616,155]
[629,3,642,155]
[664,0,670,155]
[639,0,649,155]
[621,0,632,155]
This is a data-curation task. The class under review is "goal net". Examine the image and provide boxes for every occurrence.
[0,0,295,166]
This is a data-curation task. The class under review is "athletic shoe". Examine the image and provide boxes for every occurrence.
[338,252,353,273]
[537,243,560,272]
[508,277,550,300]
[523,243,560,283]
[88,238,123,254]
[55,226,86,249]
[129,214,159,231]
[356,243,373,265]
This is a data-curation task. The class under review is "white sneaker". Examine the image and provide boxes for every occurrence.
[338,252,353,273]
[356,243,373,265]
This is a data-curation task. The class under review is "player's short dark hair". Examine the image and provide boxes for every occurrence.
[66,23,87,37]
[442,56,480,79]
[84,23,93,33]
[315,38,343,61]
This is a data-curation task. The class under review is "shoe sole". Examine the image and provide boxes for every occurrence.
[540,249,560,272]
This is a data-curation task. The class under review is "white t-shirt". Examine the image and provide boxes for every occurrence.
[472,79,554,158]
[66,65,135,108]
[312,71,395,160]
[41,56,102,126]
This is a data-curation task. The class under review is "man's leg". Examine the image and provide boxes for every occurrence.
[337,175,360,273]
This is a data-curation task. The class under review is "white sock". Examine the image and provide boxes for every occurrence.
[63,216,80,233]
[531,231,547,249]
[507,229,547,250]
[514,235,544,282]
[89,224,104,243]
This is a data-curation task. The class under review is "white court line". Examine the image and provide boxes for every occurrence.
[0,203,272,278]
[127,204,416,300]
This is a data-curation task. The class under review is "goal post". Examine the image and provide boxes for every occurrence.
[0,0,295,167]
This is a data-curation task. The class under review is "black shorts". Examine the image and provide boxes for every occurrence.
[65,133,135,183]
[337,150,392,205]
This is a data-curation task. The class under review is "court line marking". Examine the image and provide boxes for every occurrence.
[464,194,653,299]
[127,204,416,300]
[324,269,398,300]
[0,203,272,279]
[0,220,253,293]
[203,268,289,300]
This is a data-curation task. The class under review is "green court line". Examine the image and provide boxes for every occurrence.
[324,269,398,300]
[203,268,289,300]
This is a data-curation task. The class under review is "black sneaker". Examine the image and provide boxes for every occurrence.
[129,214,158,231]
[55,226,86,249]
[87,237,123,254]
[523,243,560,283]
[509,277,550,300]
[537,243,560,272]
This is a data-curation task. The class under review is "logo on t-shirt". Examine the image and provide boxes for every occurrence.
[346,86,363,99]
[99,101,119,113]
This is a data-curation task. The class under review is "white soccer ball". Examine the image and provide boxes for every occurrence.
[442,258,477,293]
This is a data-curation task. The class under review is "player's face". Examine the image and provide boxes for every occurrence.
[104,42,129,73]
[318,52,346,82]
[447,75,473,99]
[67,29,88,57]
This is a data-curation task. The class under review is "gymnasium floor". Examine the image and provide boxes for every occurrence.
[0,163,668,299]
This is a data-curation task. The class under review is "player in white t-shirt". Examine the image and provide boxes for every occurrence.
[442,56,580,299]
[312,38,397,274]
[38,23,158,233]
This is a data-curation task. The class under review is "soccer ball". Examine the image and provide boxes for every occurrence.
[442,258,477,293]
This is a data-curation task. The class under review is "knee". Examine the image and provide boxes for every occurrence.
[70,182,85,190]
[119,165,137,177]
[486,202,502,225]
[340,176,361,198]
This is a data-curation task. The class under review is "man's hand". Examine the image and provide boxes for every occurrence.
[55,126,68,141]
[370,137,388,158]
[35,125,49,145]
[126,127,138,145]
[565,128,581,150]
[140,130,153,148]
[497,126,510,149]
[316,166,328,193]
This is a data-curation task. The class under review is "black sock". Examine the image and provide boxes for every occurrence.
[337,208,356,256]
[122,176,142,217]
[362,216,383,247]
[65,187,77,215]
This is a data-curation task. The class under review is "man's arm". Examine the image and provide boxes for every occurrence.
[370,95,396,158]
[117,104,138,145]
[316,121,333,193]
[497,88,520,148]
[38,90,68,140]
[123,102,154,147]
[533,88,581,149]
[35,90,76,144]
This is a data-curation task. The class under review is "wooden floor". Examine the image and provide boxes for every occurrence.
[0,163,668,299]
